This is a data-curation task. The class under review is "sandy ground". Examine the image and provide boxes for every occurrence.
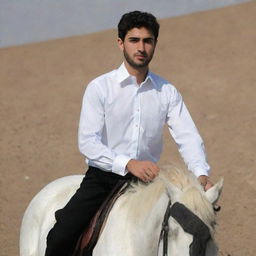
[0,2,255,255]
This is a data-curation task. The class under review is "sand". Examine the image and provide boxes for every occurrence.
[0,2,255,255]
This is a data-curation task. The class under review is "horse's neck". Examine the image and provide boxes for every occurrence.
[133,191,169,253]
[145,191,169,228]
[94,186,170,256]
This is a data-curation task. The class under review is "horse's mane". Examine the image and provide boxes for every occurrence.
[123,165,216,232]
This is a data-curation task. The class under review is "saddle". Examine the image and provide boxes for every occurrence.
[72,180,131,256]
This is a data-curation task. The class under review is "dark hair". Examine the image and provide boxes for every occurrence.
[118,11,160,41]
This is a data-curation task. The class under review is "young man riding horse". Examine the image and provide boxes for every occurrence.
[45,10,213,256]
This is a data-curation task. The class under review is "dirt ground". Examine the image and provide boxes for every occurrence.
[0,2,255,255]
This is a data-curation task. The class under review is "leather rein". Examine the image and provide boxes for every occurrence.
[158,200,172,256]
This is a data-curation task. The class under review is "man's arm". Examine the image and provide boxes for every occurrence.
[167,87,213,190]
[78,82,130,175]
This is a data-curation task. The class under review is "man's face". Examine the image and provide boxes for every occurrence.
[118,27,157,69]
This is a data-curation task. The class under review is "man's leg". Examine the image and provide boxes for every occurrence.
[45,167,130,256]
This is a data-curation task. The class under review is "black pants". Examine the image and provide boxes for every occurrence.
[45,166,133,256]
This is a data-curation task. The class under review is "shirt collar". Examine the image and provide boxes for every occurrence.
[116,63,156,87]
[147,70,156,87]
[116,63,131,84]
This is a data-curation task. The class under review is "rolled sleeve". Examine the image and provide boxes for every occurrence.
[112,155,131,176]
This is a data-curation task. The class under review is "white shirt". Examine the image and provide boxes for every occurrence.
[78,63,210,177]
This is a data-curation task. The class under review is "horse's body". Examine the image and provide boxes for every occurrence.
[20,166,223,256]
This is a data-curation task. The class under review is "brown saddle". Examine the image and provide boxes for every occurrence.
[72,180,130,256]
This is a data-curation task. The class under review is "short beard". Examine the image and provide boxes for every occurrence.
[123,48,153,68]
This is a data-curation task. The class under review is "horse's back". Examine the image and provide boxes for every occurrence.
[20,175,83,256]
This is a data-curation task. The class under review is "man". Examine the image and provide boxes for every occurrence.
[45,10,213,256]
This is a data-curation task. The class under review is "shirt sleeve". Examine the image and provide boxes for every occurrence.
[78,81,131,176]
[166,87,210,177]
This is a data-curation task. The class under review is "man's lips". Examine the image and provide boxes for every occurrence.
[135,55,147,60]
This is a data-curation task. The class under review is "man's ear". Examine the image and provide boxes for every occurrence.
[117,38,124,51]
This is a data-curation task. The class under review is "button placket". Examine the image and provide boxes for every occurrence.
[131,88,141,159]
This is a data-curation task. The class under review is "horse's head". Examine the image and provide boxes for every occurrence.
[160,168,223,256]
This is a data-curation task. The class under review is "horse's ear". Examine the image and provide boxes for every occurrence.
[205,178,224,204]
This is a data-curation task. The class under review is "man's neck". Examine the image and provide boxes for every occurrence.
[124,61,148,85]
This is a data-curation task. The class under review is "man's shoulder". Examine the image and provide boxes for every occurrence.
[150,71,176,90]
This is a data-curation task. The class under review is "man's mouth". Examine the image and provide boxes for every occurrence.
[135,54,147,60]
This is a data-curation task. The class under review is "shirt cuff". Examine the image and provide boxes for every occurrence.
[112,155,131,176]
[191,167,210,177]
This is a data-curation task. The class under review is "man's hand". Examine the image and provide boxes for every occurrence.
[126,159,160,182]
[198,175,213,191]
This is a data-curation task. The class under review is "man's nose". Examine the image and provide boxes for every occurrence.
[138,41,145,52]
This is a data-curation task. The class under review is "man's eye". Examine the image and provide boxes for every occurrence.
[129,38,139,42]
[144,39,154,44]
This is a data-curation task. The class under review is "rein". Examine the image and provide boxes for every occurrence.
[158,200,212,256]
[158,200,172,256]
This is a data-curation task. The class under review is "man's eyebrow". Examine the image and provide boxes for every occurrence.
[128,36,140,40]
[127,36,154,40]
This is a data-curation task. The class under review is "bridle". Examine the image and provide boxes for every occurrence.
[158,200,212,256]
[158,200,172,256]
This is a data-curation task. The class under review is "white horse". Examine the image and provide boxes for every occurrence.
[20,166,223,256]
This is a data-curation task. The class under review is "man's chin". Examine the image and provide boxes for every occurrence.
[124,54,150,68]
[132,60,149,68]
